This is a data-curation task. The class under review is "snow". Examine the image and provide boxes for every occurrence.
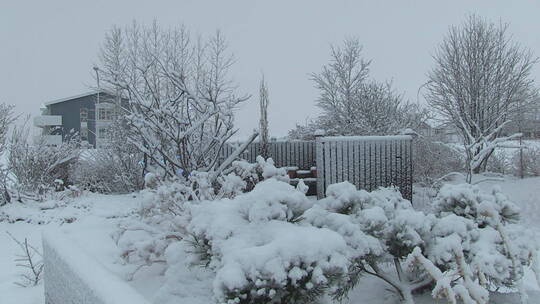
[0,192,144,304]
[43,230,150,304]
[1,176,540,304]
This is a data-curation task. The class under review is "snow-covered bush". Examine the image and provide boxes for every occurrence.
[303,182,434,303]
[0,103,15,205]
[513,146,540,177]
[187,179,349,304]
[304,182,539,304]
[71,149,143,194]
[229,156,289,191]
[115,169,540,304]
[71,122,144,194]
[8,125,81,199]
[115,157,289,280]
[485,149,512,175]
[407,183,539,304]
[413,136,464,185]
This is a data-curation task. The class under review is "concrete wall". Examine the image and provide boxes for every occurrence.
[43,231,150,304]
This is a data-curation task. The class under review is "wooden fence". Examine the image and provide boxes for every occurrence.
[315,136,413,200]
[219,141,316,169]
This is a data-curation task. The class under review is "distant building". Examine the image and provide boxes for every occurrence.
[34,90,124,148]
[416,121,462,143]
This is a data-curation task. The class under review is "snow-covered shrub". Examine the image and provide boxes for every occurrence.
[413,136,464,185]
[513,146,540,177]
[229,156,289,191]
[0,103,15,205]
[485,150,512,175]
[115,168,540,304]
[115,157,288,280]
[8,125,81,199]
[303,182,434,303]
[187,179,349,304]
[71,122,144,193]
[406,183,539,304]
[304,182,539,304]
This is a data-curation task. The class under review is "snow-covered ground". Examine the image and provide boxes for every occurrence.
[0,193,141,304]
[1,176,540,304]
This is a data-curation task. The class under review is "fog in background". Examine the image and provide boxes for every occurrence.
[2,0,540,138]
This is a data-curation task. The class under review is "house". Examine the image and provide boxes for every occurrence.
[416,120,462,143]
[34,90,123,148]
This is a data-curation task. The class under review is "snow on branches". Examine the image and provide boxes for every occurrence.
[426,14,538,180]
[407,183,539,304]
[99,22,249,178]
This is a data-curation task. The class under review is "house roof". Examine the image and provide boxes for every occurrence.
[44,90,113,106]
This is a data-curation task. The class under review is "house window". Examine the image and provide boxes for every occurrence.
[98,108,114,121]
[80,108,88,122]
[97,127,110,139]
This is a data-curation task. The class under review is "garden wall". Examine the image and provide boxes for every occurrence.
[42,231,150,304]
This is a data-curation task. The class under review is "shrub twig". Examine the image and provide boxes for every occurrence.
[6,231,44,287]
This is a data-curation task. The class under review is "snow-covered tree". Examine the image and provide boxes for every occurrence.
[425,14,538,181]
[259,74,270,159]
[0,103,14,154]
[289,38,428,139]
[0,103,15,204]
[287,119,320,140]
[98,21,250,179]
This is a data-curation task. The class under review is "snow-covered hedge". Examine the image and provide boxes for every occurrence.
[43,231,150,304]
[115,162,540,304]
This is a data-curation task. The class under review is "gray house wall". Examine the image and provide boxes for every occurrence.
[47,92,118,147]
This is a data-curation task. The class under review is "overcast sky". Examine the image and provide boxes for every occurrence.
[2,0,540,138]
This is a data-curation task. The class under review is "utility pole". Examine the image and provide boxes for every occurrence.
[93,66,100,105]
[518,96,524,179]
[93,66,101,148]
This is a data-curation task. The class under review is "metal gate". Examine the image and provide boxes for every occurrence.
[316,136,413,200]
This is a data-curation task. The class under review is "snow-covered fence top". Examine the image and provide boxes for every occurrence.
[220,140,316,169]
[43,231,150,304]
[316,135,413,200]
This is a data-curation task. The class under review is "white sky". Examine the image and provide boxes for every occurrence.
[2,0,540,138]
